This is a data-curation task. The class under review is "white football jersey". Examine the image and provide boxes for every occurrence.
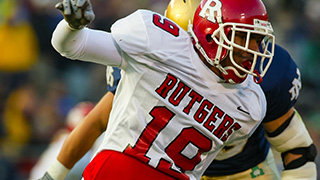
[95,10,266,180]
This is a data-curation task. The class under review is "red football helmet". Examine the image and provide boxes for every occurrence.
[189,0,275,84]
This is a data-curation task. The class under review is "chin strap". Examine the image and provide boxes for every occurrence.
[253,69,262,84]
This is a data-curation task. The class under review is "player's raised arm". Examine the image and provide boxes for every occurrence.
[51,0,123,68]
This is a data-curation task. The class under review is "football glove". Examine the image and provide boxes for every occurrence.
[38,172,54,180]
[55,0,95,29]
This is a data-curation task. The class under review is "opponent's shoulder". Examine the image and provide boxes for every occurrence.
[261,44,302,122]
[261,44,299,92]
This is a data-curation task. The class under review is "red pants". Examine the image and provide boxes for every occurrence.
[83,150,178,180]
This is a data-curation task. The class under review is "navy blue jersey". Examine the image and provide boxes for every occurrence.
[204,44,301,176]
[260,45,301,123]
[106,44,302,176]
[106,66,121,94]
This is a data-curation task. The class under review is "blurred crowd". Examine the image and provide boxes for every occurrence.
[0,0,319,179]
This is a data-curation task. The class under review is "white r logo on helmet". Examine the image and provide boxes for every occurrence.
[199,0,222,23]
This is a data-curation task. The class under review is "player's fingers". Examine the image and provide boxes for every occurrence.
[70,0,82,19]
[55,2,64,11]
[63,0,72,15]
[84,4,95,21]
[77,0,87,7]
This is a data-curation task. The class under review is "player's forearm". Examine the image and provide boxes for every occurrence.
[57,92,113,169]
[51,20,86,58]
[57,120,103,169]
[52,20,123,67]
[264,109,317,179]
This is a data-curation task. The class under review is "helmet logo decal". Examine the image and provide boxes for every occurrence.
[199,0,222,24]
[253,19,273,34]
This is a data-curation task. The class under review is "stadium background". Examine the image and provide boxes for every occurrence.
[0,0,319,179]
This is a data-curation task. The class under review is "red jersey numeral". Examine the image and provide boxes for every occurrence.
[153,14,179,37]
[124,106,174,164]
[166,128,212,171]
[124,106,212,178]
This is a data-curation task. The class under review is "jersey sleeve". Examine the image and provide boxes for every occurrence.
[106,66,122,94]
[52,20,122,67]
[261,44,302,123]
[110,9,187,64]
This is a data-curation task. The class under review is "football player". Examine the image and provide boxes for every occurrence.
[48,0,275,179]
[39,0,316,180]
[40,0,315,179]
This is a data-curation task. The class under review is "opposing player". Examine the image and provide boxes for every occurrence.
[202,44,317,180]
[47,0,279,179]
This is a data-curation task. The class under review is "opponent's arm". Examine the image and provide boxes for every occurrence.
[51,0,123,67]
[263,108,317,180]
[58,91,113,169]
[39,91,114,180]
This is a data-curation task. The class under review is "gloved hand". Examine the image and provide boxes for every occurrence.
[38,172,54,180]
[55,0,95,29]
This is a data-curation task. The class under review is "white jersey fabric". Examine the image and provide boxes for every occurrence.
[52,9,266,180]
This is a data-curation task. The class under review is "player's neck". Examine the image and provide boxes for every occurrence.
[197,52,223,79]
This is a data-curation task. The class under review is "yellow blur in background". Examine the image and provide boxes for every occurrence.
[0,0,38,71]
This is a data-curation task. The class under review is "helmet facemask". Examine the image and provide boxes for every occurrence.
[212,20,275,83]
[190,19,275,84]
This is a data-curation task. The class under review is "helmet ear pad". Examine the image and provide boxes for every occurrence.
[195,28,250,84]
[193,26,229,63]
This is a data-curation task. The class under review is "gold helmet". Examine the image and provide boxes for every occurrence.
[164,0,201,31]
